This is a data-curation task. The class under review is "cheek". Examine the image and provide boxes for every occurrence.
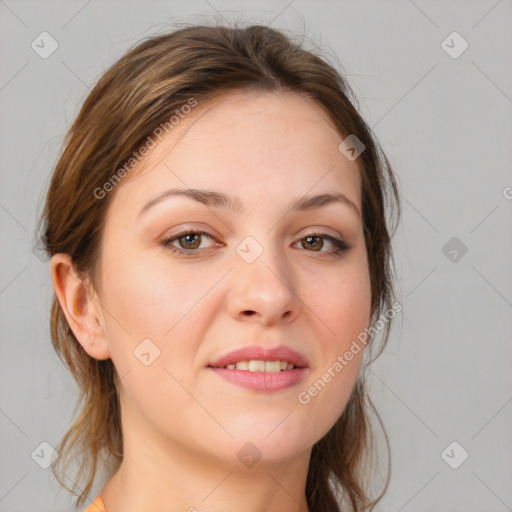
[98,251,211,431]
[98,246,230,401]
[101,246,215,341]
[325,260,371,379]
[310,253,372,346]
[295,254,371,436]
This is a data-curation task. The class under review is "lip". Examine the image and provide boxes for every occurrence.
[207,345,310,393]
[208,345,309,369]
[209,367,308,392]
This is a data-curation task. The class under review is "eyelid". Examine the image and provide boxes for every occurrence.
[296,225,344,240]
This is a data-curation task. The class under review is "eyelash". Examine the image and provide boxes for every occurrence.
[161,230,350,258]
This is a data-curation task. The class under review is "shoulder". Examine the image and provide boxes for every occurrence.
[81,495,106,512]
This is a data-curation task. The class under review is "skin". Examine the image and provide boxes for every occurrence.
[51,90,372,512]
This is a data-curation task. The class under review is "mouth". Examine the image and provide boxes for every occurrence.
[207,345,309,392]
[208,360,298,372]
[207,345,309,371]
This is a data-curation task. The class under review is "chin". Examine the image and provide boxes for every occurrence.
[222,427,311,465]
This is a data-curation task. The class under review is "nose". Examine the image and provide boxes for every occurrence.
[226,242,302,326]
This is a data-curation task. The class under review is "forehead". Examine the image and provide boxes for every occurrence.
[109,90,362,216]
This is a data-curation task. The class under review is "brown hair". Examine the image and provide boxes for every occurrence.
[36,21,401,511]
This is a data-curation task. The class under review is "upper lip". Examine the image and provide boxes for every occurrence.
[208,345,309,368]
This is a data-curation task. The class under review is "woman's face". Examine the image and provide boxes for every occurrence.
[92,90,371,465]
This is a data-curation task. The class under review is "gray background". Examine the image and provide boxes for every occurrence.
[1,1,511,511]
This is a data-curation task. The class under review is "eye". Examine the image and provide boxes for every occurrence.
[295,233,349,256]
[161,230,350,258]
[161,230,217,257]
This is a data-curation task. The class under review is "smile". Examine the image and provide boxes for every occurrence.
[209,360,296,372]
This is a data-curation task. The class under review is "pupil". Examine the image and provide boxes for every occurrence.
[305,236,322,251]
[183,234,199,248]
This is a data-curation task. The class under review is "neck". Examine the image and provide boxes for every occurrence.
[100,398,311,512]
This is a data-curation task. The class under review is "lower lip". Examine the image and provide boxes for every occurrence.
[208,367,308,392]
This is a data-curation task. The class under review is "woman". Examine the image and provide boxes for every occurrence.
[37,22,401,512]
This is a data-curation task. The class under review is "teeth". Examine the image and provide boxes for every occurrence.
[220,360,296,372]
[248,360,265,372]
[263,360,281,372]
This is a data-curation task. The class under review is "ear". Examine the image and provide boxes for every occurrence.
[50,253,111,360]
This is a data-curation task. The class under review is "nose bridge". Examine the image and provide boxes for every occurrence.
[235,231,289,282]
[227,232,301,324]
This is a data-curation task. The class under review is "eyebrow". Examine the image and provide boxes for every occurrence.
[138,187,361,218]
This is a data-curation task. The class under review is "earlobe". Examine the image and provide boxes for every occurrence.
[50,254,111,360]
